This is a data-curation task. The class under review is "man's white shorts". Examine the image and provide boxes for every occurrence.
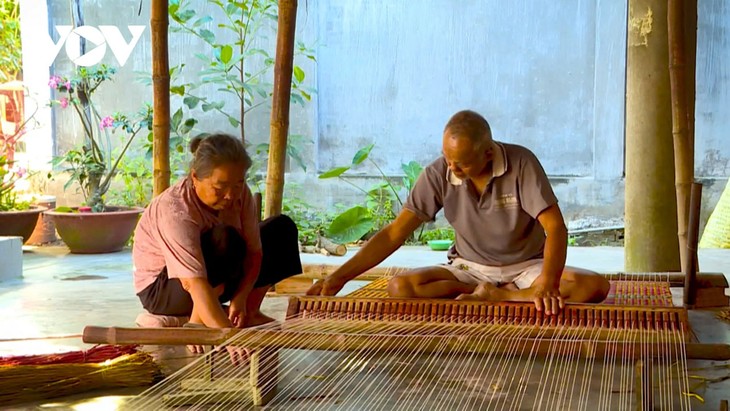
[440,257,544,289]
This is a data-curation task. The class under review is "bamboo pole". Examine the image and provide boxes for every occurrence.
[684,182,702,307]
[151,0,171,196]
[264,0,298,218]
[668,0,695,273]
[625,0,680,272]
[82,325,730,361]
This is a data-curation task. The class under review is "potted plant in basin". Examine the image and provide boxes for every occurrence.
[0,155,47,242]
[45,65,152,254]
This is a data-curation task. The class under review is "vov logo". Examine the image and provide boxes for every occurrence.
[43,25,146,67]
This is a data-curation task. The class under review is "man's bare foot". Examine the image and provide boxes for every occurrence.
[455,283,503,301]
[244,310,276,327]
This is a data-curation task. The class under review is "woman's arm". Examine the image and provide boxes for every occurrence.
[180,277,233,328]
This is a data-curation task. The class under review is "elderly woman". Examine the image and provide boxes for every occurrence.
[133,133,301,329]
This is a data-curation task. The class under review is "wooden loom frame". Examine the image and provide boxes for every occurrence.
[84,294,730,408]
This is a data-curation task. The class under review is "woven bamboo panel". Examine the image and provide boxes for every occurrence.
[289,296,689,333]
[347,278,677,307]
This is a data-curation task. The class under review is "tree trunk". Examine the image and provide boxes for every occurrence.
[668,0,698,274]
[151,0,171,197]
[264,0,297,218]
[625,0,680,272]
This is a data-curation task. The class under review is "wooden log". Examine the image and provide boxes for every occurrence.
[82,326,730,361]
[317,235,347,256]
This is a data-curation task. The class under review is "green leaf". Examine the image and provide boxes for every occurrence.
[290,93,305,106]
[228,116,240,128]
[202,101,225,112]
[352,144,375,165]
[219,45,233,64]
[293,66,305,83]
[319,166,350,179]
[170,85,185,96]
[183,96,201,109]
[171,108,183,130]
[199,29,215,44]
[326,206,374,244]
[193,16,213,27]
[401,161,423,184]
[53,206,75,213]
[180,118,198,134]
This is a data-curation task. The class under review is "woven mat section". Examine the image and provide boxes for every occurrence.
[346,278,675,307]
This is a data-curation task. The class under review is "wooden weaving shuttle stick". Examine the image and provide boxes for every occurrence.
[83,325,730,361]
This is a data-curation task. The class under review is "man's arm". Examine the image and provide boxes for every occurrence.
[308,209,423,296]
[533,204,568,313]
[181,277,233,328]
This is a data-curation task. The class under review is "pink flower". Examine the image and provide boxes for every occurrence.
[99,115,114,129]
[15,167,26,178]
[65,81,71,90]
[59,97,69,108]
[48,75,61,88]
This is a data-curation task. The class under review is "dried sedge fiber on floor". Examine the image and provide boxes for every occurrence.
[0,344,140,366]
[717,309,730,324]
[0,350,162,406]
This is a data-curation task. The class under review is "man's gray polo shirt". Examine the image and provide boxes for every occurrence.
[404,142,558,267]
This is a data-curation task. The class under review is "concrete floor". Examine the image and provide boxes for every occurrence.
[1,245,729,409]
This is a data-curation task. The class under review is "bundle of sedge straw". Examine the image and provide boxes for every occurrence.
[0,345,162,406]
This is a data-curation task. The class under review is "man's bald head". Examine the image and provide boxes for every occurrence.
[443,110,493,149]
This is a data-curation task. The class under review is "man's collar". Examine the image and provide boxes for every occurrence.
[446,141,507,186]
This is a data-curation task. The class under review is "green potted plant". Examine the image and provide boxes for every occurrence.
[44,64,152,254]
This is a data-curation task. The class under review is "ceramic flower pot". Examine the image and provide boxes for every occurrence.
[45,206,144,254]
[0,206,48,243]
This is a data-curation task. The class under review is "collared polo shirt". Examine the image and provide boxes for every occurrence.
[404,142,558,267]
[132,176,262,293]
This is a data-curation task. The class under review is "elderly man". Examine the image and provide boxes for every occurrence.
[307,110,609,314]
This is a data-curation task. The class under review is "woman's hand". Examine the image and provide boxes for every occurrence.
[228,297,247,328]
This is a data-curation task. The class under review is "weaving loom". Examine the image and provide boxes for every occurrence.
[83,275,730,410]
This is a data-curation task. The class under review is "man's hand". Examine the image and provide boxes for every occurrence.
[531,275,564,315]
[306,276,347,296]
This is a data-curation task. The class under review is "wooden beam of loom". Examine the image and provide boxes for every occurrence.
[297,265,729,288]
[83,324,730,361]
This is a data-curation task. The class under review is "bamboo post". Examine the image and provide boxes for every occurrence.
[684,182,702,307]
[249,348,279,406]
[625,0,680,272]
[151,0,171,196]
[264,0,298,218]
[668,0,696,273]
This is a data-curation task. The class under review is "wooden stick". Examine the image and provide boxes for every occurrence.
[635,358,654,411]
[82,326,730,361]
